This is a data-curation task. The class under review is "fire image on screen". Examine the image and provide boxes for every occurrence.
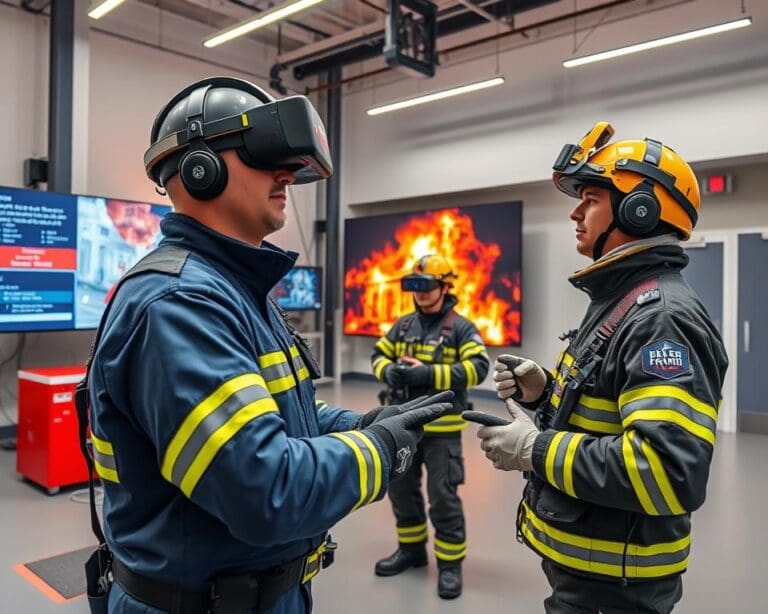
[272,267,322,311]
[0,185,169,333]
[343,202,522,346]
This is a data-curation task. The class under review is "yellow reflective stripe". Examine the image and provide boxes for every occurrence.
[525,502,688,555]
[266,373,297,394]
[562,433,584,498]
[578,395,618,412]
[461,345,488,360]
[397,523,427,535]
[162,374,268,481]
[373,357,391,380]
[376,337,396,358]
[521,507,690,578]
[623,432,658,515]
[434,364,451,390]
[94,461,119,483]
[397,523,428,543]
[435,550,467,561]
[623,410,715,446]
[331,432,369,511]
[399,534,428,543]
[430,415,465,425]
[619,385,717,422]
[425,424,468,433]
[179,398,278,496]
[434,538,466,551]
[330,431,382,510]
[90,433,113,455]
[462,360,477,387]
[641,438,685,515]
[259,351,285,368]
[545,431,567,487]
[568,413,623,434]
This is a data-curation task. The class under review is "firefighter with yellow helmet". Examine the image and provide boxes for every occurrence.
[468,123,728,613]
[370,254,490,599]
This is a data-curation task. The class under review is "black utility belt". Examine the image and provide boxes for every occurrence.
[112,536,336,614]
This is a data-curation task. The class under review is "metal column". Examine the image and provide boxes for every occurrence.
[48,0,76,193]
[323,67,342,377]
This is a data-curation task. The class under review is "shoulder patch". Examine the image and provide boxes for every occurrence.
[641,339,691,380]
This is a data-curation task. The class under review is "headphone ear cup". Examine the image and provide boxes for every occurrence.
[179,146,228,201]
[616,186,660,236]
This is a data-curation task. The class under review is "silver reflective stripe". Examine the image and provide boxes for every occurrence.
[628,432,673,516]
[572,404,622,425]
[524,518,689,568]
[622,396,716,433]
[345,431,377,505]
[93,449,117,471]
[551,433,571,491]
[171,384,271,486]
[261,360,293,384]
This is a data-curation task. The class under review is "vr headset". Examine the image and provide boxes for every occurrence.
[144,77,332,187]
[401,274,442,292]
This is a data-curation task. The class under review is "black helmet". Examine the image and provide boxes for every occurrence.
[144,76,332,200]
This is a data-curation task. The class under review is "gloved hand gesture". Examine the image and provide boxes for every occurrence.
[383,364,406,389]
[493,355,547,403]
[365,391,454,478]
[399,363,431,387]
[356,395,431,429]
[476,400,540,472]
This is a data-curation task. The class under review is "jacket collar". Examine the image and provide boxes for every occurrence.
[569,236,688,300]
[158,213,298,296]
[416,293,458,325]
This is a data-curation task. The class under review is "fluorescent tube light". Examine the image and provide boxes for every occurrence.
[563,17,752,68]
[367,77,505,116]
[87,0,126,19]
[204,0,326,48]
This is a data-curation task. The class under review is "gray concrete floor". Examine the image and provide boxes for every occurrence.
[1,379,766,612]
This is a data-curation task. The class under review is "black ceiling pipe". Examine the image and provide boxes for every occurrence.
[287,0,560,81]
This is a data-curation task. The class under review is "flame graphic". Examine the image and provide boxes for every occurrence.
[344,209,521,346]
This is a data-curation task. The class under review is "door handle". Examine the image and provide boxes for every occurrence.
[744,320,750,354]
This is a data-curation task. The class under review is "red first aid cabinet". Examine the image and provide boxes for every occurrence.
[16,366,88,494]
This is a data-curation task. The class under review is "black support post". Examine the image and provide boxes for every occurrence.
[48,0,75,193]
[323,67,342,377]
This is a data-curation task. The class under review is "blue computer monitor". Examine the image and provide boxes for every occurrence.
[272,266,323,311]
[0,185,170,332]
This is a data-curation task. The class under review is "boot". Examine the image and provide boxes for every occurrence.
[437,565,462,599]
[374,547,428,577]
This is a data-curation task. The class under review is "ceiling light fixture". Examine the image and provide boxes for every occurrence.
[367,76,505,116]
[563,17,752,68]
[204,0,326,48]
[87,0,126,19]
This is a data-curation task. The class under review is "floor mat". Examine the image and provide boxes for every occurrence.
[15,545,95,601]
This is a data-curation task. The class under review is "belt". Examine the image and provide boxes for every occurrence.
[112,537,336,614]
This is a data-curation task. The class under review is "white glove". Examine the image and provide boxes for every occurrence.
[493,355,547,404]
[477,400,540,471]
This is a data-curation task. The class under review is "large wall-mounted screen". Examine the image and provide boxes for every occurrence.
[0,186,170,332]
[343,202,522,347]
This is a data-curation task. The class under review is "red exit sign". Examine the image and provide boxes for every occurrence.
[702,174,732,194]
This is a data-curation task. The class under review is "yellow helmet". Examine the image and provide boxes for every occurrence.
[552,122,700,239]
[401,254,457,292]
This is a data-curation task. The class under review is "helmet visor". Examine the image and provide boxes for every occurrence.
[401,275,441,292]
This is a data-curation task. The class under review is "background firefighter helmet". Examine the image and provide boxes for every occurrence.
[552,121,700,240]
[401,254,457,292]
[144,76,332,200]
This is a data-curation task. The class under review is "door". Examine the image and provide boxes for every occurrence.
[683,241,723,332]
[737,233,768,434]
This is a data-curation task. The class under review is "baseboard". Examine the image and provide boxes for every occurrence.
[739,412,768,435]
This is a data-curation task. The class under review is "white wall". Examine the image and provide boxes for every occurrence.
[0,4,316,424]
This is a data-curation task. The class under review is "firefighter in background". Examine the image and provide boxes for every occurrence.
[371,254,490,599]
[471,122,728,613]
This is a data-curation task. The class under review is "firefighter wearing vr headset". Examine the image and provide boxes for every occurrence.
[370,254,490,599]
[81,77,454,614]
[470,123,728,613]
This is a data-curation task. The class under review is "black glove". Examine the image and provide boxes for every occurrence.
[356,395,431,429]
[399,364,431,387]
[365,391,454,478]
[383,364,406,389]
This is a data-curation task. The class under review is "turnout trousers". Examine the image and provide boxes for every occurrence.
[542,560,683,614]
[387,435,466,567]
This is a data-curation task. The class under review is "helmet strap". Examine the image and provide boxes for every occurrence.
[592,220,616,260]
